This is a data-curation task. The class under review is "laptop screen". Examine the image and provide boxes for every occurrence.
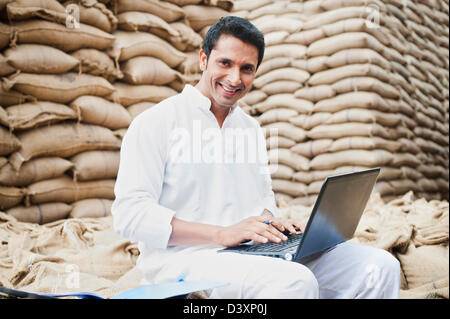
[295,168,380,260]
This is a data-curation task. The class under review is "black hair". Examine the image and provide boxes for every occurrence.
[202,16,265,68]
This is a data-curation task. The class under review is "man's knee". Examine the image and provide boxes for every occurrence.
[265,262,319,299]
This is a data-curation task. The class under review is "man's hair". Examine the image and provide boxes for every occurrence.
[202,16,265,68]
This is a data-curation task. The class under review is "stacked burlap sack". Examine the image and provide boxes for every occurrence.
[0,0,232,224]
[280,191,449,299]
[233,0,449,207]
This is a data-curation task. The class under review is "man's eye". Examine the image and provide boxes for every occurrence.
[220,60,230,66]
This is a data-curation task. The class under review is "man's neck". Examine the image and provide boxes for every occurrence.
[210,103,232,128]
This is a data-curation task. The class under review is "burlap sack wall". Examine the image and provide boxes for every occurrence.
[0,0,231,222]
[232,0,449,207]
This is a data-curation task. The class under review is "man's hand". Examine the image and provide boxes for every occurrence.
[216,215,305,247]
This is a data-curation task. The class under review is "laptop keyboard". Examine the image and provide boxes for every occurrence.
[241,232,303,252]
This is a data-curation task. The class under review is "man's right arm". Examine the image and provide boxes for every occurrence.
[111,111,176,249]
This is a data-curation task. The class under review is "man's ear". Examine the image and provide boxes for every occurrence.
[199,49,208,72]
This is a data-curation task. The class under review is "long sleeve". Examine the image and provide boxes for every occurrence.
[111,106,176,249]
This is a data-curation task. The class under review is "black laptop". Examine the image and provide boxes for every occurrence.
[219,168,380,263]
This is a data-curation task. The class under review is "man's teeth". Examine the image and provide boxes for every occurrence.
[222,84,238,93]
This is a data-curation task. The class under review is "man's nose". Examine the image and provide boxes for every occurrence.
[226,67,241,86]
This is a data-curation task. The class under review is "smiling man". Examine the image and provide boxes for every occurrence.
[112,16,400,299]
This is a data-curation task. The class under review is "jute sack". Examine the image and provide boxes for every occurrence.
[176,50,201,75]
[4,44,79,74]
[117,11,179,37]
[272,179,308,197]
[6,101,77,130]
[64,0,118,33]
[240,90,267,106]
[0,126,21,156]
[373,181,395,196]
[416,178,439,193]
[313,91,390,113]
[285,28,325,46]
[324,108,402,127]
[253,68,310,89]
[307,180,323,195]
[108,31,186,67]
[414,137,444,155]
[263,44,307,60]
[27,176,115,204]
[294,85,335,102]
[378,167,403,181]
[6,202,71,224]
[321,18,389,45]
[308,63,390,86]
[274,192,293,207]
[397,243,449,289]
[302,6,376,30]
[263,122,306,143]
[326,48,391,70]
[113,0,184,22]
[0,185,24,209]
[417,164,445,179]
[388,179,421,195]
[69,198,113,218]
[329,136,402,153]
[0,53,16,76]
[331,77,399,99]
[256,17,303,34]
[71,96,131,130]
[319,0,386,12]
[293,166,369,184]
[256,57,294,77]
[6,0,66,24]
[231,0,271,11]
[0,106,8,126]
[261,81,303,95]
[400,166,423,181]
[268,148,309,171]
[8,123,121,171]
[290,139,333,158]
[309,149,394,170]
[70,49,123,83]
[254,94,313,114]
[307,32,385,57]
[306,122,391,140]
[121,56,184,86]
[0,22,11,50]
[390,153,421,168]
[0,157,73,187]
[167,22,203,52]
[247,1,299,20]
[257,108,298,126]
[112,83,177,107]
[266,136,296,150]
[264,31,290,47]
[164,0,202,5]
[291,57,328,73]
[293,169,332,184]
[289,195,317,207]
[288,113,332,130]
[0,86,35,107]
[270,164,294,181]
[127,102,155,119]
[70,150,119,181]
[183,5,229,31]
[3,72,115,104]
[13,19,115,52]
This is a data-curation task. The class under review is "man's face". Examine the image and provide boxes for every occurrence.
[198,34,259,109]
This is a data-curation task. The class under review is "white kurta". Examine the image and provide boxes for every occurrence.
[112,85,401,298]
[112,84,279,283]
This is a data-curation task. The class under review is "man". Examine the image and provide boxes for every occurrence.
[112,16,400,298]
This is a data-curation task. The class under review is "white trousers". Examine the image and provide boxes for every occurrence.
[143,242,401,299]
